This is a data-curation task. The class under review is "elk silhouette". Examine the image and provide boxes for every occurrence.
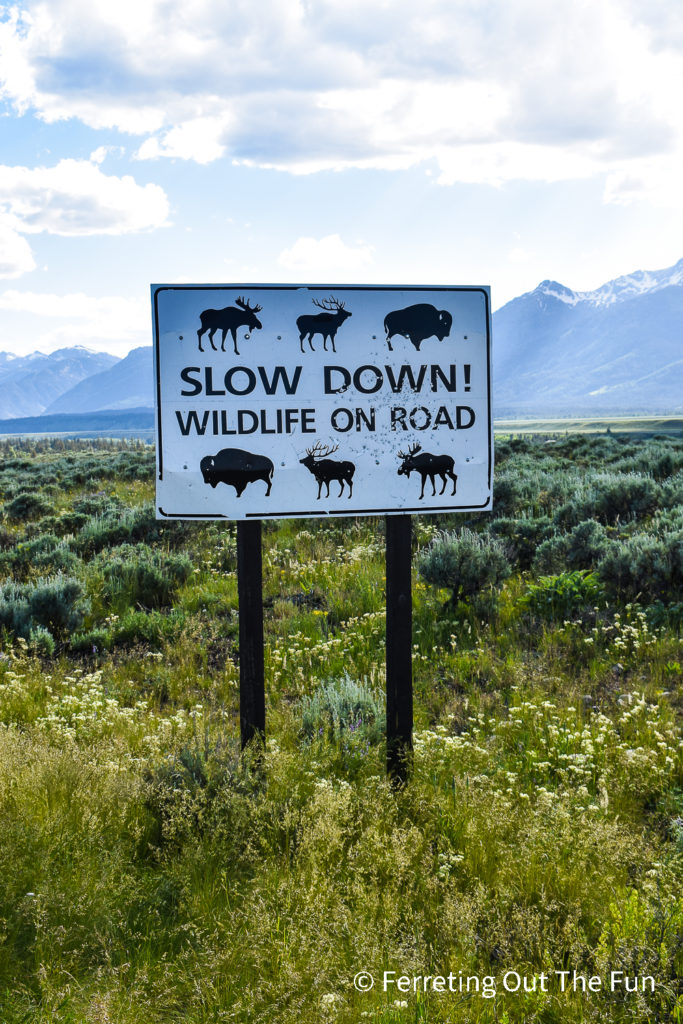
[300,441,355,498]
[196,296,263,355]
[397,443,457,499]
[296,296,352,353]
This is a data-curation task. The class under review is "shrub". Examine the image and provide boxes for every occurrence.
[0,575,88,639]
[418,528,511,605]
[96,544,193,612]
[566,519,610,567]
[109,609,186,647]
[611,442,683,480]
[0,535,80,581]
[660,472,683,511]
[74,504,194,557]
[32,515,60,534]
[532,519,612,576]
[554,472,667,530]
[491,473,527,517]
[74,507,157,555]
[598,531,683,603]
[300,674,384,744]
[69,627,113,655]
[72,494,122,517]
[28,625,56,658]
[27,576,89,636]
[4,491,54,521]
[589,473,662,523]
[532,534,570,575]
[651,505,683,533]
[523,569,605,621]
[489,515,555,570]
[646,601,683,630]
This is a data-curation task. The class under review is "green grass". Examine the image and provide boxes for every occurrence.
[495,415,683,435]
[0,437,681,1023]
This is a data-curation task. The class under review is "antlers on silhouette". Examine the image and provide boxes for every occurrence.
[306,441,340,459]
[312,296,345,312]
[235,296,263,313]
[397,443,422,459]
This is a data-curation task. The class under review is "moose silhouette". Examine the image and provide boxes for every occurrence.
[299,441,355,498]
[296,296,352,353]
[200,448,273,497]
[397,443,457,499]
[196,297,263,355]
[384,303,452,351]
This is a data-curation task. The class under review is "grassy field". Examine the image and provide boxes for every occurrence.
[494,416,683,436]
[0,434,681,1023]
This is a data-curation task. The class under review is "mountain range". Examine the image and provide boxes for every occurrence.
[44,346,153,414]
[493,258,683,415]
[0,259,681,422]
[0,347,119,419]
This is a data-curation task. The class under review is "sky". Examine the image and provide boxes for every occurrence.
[1,0,683,358]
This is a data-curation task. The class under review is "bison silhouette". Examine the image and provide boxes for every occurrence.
[200,448,273,497]
[384,303,452,352]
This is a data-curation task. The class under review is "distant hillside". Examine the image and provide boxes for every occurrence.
[45,346,153,414]
[0,348,119,419]
[493,258,683,416]
[0,408,154,435]
[2,259,681,425]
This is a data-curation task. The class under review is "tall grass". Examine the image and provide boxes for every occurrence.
[0,436,681,1023]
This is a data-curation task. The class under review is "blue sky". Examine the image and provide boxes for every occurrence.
[1,0,683,357]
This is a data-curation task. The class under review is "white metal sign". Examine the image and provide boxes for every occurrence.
[152,285,492,521]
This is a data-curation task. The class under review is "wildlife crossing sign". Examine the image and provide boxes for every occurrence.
[151,284,493,521]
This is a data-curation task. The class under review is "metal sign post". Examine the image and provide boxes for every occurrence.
[385,514,413,783]
[151,283,493,775]
[236,520,265,749]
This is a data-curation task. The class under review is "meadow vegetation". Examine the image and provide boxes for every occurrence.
[0,433,681,1023]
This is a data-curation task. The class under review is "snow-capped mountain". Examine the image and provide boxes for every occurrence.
[0,347,120,419]
[534,257,683,309]
[493,259,683,415]
[45,346,153,414]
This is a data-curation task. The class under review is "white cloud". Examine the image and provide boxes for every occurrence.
[603,159,683,208]
[0,0,682,201]
[0,221,37,278]
[0,159,169,236]
[136,116,232,164]
[0,290,149,356]
[433,141,599,188]
[0,289,144,319]
[89,145,125,164]
[278,234,374,276]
